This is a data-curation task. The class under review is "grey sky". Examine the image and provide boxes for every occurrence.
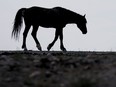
[0,0,116,51]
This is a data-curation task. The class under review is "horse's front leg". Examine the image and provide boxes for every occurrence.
[22,25,31,51]
[32,25,42,51]
[47,29,59,51]
[59,29,67,52]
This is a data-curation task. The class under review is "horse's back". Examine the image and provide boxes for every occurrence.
[24,7,63,27]
[26,6,72,17]
[24,7,53,22]
[26,7,49,16]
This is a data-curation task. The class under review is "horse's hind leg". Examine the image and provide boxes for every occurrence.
[22,25,31,51]
[31,25,42,51]
[47,29,59,51]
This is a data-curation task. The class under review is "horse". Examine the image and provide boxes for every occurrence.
[12,6,87,51]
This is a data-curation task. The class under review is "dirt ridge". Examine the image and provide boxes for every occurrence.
[0,51,116,87]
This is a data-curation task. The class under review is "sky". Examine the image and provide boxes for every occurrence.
[0,0,116,51]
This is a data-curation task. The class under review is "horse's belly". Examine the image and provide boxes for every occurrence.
[29,14,65,28]
[39,21,58,28]
[35,17,62,28]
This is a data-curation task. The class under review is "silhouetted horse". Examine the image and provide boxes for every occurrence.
[12,6,87,51]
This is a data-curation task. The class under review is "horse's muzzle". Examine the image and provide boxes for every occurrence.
[82,31,87,34]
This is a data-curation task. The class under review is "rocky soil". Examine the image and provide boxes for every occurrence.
[0,51,116,87]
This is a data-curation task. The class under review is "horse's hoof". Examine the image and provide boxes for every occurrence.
[61,47,67,52]
[47,47,50,51]
[47,45,51,51]
[38,47,42,51]
[36,44,42,51]
[24,47,28,51]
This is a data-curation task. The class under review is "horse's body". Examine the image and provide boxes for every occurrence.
[12,6,87,51]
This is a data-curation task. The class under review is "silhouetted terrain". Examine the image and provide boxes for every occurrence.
[0,51,116,87]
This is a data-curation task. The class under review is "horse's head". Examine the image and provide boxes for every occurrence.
[76,14,87,34]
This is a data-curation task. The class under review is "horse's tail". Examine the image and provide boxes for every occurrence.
[12,8,26,40]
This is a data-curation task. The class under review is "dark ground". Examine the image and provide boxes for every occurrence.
[0,51,116,87]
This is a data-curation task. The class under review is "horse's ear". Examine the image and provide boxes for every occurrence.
[84,14,86,17]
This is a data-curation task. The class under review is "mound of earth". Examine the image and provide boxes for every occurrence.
[0,51,116,87]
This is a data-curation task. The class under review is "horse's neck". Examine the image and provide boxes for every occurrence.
[67,12,82,24]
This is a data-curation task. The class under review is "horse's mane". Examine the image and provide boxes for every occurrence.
[52,7,82,17]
